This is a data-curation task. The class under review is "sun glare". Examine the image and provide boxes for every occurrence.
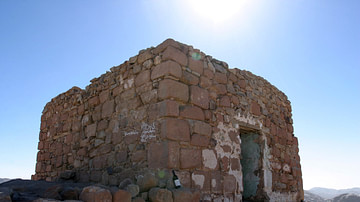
[187,0,245,24]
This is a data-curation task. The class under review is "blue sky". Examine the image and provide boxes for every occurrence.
[0,0,359,190]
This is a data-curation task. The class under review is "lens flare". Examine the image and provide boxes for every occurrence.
[187,0,244,23]
[191,52,202,61]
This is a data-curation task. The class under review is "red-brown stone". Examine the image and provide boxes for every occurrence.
[191,171,210,192]
[151,60,182,80]
[251,101,261,116]
[161,118,190,141]
[148,142,168,169]
[188,57,203,75]
[131,150,146,162]
[193,121,212,136]
[230,158,241,171]
[238,79,246,89]
[158,79,189,102]
[182,71,199,85]
[135,70,150,87]
[176,171,191,188]
[102,100,115,118]
[86,123,97,138]
[203,69,214,79]
[99,89,110,104]
[79,186,112,202]
[168,141,180,169]
[219,96,231,107]
[190,134,210,147]
[180,149,201,169]
[88,97,100,108]
[153,38,182,54]
[211,84,227,95]
[190,86,209,109]
[137,49,153,64]
[223,175,236,193]
[214,72,227,84]
[211,171,223,194]
[179,105,204,121]
[199,76,212,88]
[158,100,179,117]
[162,46,188,66]
[113,189,131,202]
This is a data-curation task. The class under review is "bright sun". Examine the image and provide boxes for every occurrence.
[186,0,246,24]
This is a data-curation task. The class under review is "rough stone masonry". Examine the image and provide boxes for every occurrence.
[33,39,304,201]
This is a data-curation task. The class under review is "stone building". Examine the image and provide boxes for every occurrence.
[33,39,304,201]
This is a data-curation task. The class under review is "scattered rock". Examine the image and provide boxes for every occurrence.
[42,184,63,200]
[33,198,60,202]
[0,187,12,202]
[140,192,148,201]
[112,189,131,202]
[60,187,80,200]
[132,197,145,202]
[79,186,112,202]
[125,184,139,197]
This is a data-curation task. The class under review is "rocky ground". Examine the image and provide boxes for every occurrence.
[0,178,199,202]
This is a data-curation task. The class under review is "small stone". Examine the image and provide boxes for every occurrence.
[141,192,148,201]
[94,139,104,147]
[119,178,134,189]
[136,172,158,192]
[129,56,137,64]
[133,65,142,74]
[125,184,139,197]
[154,56,161,65]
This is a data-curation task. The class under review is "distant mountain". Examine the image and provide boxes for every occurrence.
[304,190,327,202]
[332,193,360,202]
[309,187,360,200]
[0,178,11,184]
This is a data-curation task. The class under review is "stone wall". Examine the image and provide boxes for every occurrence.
[33,39,304,201]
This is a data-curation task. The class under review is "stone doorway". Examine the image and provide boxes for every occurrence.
[240,132,262,201]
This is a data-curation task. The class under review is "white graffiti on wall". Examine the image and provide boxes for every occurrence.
[124,131,139,136]
[123,122,156,142]
[140,122,156,142]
